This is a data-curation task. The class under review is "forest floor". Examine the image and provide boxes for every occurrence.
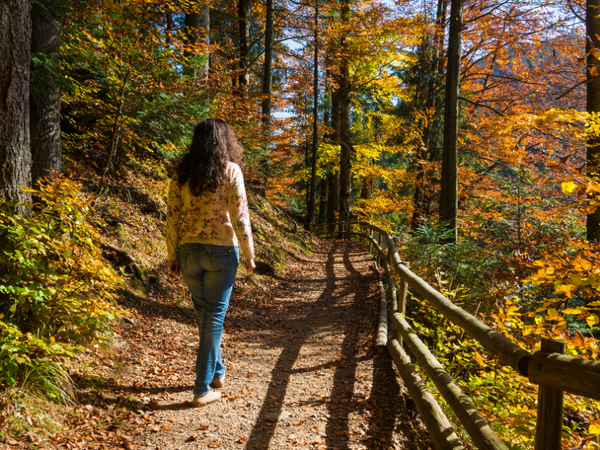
[1,239,435,450]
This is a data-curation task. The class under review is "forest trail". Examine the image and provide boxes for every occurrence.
[75,239,433,450]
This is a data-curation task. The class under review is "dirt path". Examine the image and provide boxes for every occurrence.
[70,240,434,450]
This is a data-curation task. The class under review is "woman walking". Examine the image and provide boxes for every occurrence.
[166,119,255,407]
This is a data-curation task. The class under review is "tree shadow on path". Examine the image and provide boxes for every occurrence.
[244,241,414,450]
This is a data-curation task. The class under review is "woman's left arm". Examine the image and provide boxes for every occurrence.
[228,165,255,266]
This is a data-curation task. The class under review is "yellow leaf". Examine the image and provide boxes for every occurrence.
[590,48,600,60]
[557,284,576,299]
[548,308,559,318]
[590,423,600,435]
[586,314,600,327]
[562,181,576,195]
[561,308,581,315]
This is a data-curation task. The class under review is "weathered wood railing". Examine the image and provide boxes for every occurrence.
[314,221,600,450]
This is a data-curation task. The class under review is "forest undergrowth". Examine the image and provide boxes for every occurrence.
[0,167,316,447]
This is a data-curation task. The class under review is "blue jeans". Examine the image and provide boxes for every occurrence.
[177,243,239,396]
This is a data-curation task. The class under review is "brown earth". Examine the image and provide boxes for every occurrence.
[1,239,435,450]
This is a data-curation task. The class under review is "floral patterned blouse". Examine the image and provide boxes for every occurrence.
[166,162,255,262]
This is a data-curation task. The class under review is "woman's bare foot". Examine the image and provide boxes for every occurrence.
[192,390,221,407]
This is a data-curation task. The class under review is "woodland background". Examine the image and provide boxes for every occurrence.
[1,0,600,447]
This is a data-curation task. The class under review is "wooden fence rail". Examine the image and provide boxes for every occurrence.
[314,221,600,450]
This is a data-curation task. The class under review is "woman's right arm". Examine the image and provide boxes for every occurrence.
[166,176,183,272]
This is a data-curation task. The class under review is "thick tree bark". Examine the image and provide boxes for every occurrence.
[262,0,274,128]
[0,0,32,215]
[339,0,352,227]
[306,0,319,229]
[439,0,464,243]
[587,0,600,241]
[184,2,210,76]
[238,0,250,86]
[31,0,62,187]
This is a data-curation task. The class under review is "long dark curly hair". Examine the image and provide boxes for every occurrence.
[175,119,244,195]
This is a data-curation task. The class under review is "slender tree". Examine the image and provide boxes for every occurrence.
[319,66,331,223]
[318,173,328,222]
[184,2,210,76]
[262,0,274,127]
[306,0,319,228]
[587,0,600,241]
[31,0,62,187]
[0,0,32,216]
[412,0,447,227]
[439,0,464,243]
[338,0,352,229]
[166,9,174,47]
[260,0,274,183]
[238,0,250,86]
[327,86,341,231]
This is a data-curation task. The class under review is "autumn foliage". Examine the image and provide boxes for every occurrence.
[2,0,600,445]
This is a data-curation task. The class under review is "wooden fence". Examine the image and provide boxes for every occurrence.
[315,221,600,450]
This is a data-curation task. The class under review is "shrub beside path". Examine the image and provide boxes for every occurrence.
[42,240,435,450]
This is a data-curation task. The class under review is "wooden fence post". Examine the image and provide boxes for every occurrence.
[397,262,409,345]
[376,232,382,268]
[534,338,566,450]
[368,229,373,255]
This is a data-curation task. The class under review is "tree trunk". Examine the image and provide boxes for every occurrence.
[259,0,274,184]
[318,171,328,222]
[587,0,600,241]
[238,0,250,86]
[439,0,464,243]
[327,86,341,232]
[262,0,274,128]
[166,11,174,47]
[319,67,331,224]
[31,0,61,188]
[360,177,372,200]
[103,67,131,176]
[0,0,32,216]
[339,0,352,228]
[306,0,319,229]
[184,2,210,76]
[412,0,447,228]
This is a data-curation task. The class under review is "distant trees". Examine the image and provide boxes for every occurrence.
[1,0,596,248]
